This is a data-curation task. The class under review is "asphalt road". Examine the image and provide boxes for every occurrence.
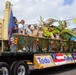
[28,64,76,75]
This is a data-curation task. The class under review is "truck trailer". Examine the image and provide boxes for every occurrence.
[0,1,76,75]
[0,34,76,75]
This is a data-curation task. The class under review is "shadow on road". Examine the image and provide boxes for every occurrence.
[28,64,76,75]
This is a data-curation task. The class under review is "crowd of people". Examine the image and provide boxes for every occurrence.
[10,16,76,52]
[12,16,76,41]
[10,16,46,52]
[12,16,45,38]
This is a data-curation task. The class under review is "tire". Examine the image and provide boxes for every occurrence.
[11,61,28,75]
[0,62,10,75]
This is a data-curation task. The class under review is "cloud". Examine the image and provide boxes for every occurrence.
[0,0,76,28]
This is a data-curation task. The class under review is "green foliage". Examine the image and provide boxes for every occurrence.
[51,28,60,34]
[62,33,71,40]
[63,41,70,47]
[72,42,76,49]
[58,20,62,25]
[43,27,52,37]
[61,29,76,38]
[58,20,68,30]
[63,20,67,27]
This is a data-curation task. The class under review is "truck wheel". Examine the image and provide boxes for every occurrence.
[11,61,28,75]
[0,62,10,75]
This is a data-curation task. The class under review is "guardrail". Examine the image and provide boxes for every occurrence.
[12,34,76,53]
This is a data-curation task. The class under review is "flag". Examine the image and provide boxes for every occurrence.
[52,53,66,66]
[72,53,76,62]
[8,10,14,45]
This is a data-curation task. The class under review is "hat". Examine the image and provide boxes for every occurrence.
[20,19,25,23]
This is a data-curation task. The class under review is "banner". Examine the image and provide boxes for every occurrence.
[34,54,55,69]
[64,53,74,64]
[52,53,66,66]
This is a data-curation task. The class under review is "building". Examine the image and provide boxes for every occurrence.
[0,1,11,51]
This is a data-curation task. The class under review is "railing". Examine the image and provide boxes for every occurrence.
[12,34,76,53]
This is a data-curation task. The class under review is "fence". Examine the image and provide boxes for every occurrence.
[13,34,76,53]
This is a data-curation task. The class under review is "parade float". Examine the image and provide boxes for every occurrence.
[0,1,76,75]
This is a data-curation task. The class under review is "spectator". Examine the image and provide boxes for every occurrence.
[18,19,25,34]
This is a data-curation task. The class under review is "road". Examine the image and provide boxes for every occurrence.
[29,64,76,75]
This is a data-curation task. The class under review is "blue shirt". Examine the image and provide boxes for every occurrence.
[13,23,18,33]
[71,36,76,41]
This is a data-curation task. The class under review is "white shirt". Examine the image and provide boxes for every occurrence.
[18,24,25,34]
[26,28,32,35]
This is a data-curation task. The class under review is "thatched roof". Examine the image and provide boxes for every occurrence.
[43,18,58,27]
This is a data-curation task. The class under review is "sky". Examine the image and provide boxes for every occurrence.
[0,0,76,28]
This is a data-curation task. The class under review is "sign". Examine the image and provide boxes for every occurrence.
[72,53,76,62]
[37,57,51,64]
[63,53,74,64]
[34,54,55,69]
[52,53,66,66]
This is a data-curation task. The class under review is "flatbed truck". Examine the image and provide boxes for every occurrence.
[0,34,76,75]
[0,1,76,75]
